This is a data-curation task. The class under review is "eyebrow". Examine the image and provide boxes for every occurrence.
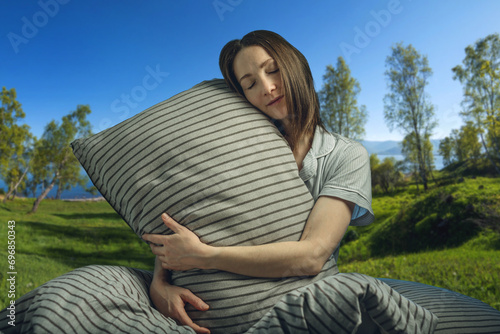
[238,58,273,83]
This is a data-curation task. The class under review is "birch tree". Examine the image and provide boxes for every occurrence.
[31,105,92,212]
[0,87,33,200]
[452,33,500,174]
[384,43,437,190]
[319,57,368,140]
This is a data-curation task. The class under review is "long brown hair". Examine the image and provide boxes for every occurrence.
[219,30,323,151]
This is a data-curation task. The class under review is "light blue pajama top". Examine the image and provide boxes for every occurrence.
[299,126,375,262]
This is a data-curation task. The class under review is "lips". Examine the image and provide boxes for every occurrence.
[267,95,284,106]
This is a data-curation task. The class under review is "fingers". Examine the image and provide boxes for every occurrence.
[181,291,209,312]
[161,213,183,233]
[177,292,210,334]
[142,213,183,245]
[142,234,164,245]
[177,309,211,334]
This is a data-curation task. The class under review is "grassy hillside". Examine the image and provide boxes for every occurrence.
[1,176,499,311]
[338,176,500,311]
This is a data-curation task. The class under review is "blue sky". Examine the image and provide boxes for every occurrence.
[2,0,499,141]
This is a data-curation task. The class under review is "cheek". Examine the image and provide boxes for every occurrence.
[244,91,261,109]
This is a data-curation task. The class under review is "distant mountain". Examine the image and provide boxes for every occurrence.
[360,139,442,156]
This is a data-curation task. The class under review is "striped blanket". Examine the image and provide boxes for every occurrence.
[0,265,435,334]
[2,265,500,333]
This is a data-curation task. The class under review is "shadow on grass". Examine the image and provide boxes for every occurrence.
[39,247,155,269]
[19,221,154,268]
[22,220,133,239]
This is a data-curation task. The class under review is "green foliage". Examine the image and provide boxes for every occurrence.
[0,87,32,198]
[440,121,482,168]
[319,57,367,140]
[441,157,499,178]
[31,105,93,212]
[370,154,404,194]
[452,33,500,174]
[402,132,435,181]
[384,43,437,190]
[0,87,25,173]
[439,136,454,167]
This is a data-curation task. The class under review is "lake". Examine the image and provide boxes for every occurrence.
[377,155,444,170]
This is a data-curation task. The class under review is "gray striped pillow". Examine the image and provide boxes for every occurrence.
[71,79,339,333]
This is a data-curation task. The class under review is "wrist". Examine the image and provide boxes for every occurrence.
[201,244,221,270]
[152,272,169,284]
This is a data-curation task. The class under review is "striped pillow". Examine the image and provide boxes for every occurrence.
[71,79,339,333]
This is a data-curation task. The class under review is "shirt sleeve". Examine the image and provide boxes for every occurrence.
[318,140,374,226]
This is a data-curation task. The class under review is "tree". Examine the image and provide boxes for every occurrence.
[384,43,437,190]
[452,33,500,174]
[401,132,435,184]
[439,121,481,168]
[0,87,33,201]
[319,57,368,140]
[439,136,455,167]
[55,159,88,200]
[370,154,404,194]
[31,105,92,212]
[2,134,35,202]
[456,122,482,164]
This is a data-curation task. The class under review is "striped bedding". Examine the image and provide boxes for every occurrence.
[2,265,499,333]
[0,266,440,334]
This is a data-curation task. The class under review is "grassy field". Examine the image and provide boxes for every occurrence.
[0,198,155,310]
[1,175,499,311]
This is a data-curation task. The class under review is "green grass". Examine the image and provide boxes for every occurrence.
[339,176,500,311]
[339,248,500,311]
[1,176,499,312]
[0,197,155,309]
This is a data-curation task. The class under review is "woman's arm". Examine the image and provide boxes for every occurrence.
[143,196,353,278]
[149,256,211,334]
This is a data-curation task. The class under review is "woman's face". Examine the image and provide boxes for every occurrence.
[233,46,288,121]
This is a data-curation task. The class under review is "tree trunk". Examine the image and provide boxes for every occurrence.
[479,131,500,175]
[56,184,63,200]
[3,166,30,203]
[414,136,428,190]
[31,172,58,213]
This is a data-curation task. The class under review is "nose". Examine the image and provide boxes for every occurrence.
[262,77,277,95]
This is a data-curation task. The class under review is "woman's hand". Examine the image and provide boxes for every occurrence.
[143,213,215,271]
[150,275,210,334]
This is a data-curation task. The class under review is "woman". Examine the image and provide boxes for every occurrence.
[142,30,374,334]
